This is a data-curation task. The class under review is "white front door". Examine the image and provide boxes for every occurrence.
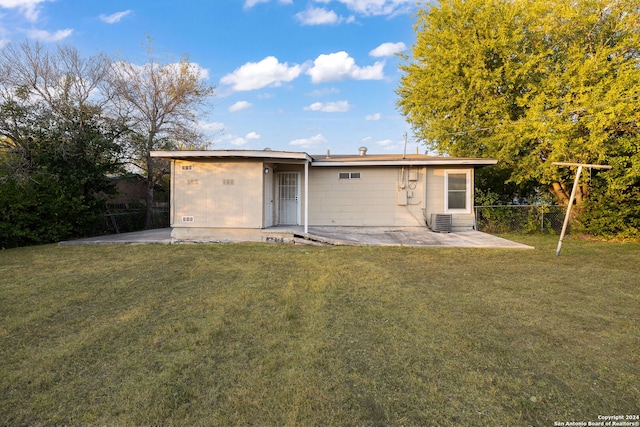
[277,172,300,225]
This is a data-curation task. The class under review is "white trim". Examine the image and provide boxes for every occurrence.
[444,170,472,214]
[304,161,309,234]
[312,159,497,167]
[151,150,312,162]
[277,171,301,225]
[150,150,496,168]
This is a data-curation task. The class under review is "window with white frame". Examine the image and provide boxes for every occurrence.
[445,170,471,213]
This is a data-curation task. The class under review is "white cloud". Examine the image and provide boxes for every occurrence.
[215,133,248,146]
[369,42,406,57]
[0,0,47,22]
[243,0,269,9]
[26,28,73,42]
[198,121,225,134]
[365,113,381,120]
[221,56,303,91]
[228,101,253,112]
[213,131,261,147]
[229,136,249,146]
[99,10,132,24]
[295,7,338,25]
[244,0,292,9]
[375,139,397,150]
[304,100,350,113]
[289,133,328,148]
[307,51,384,83]
[328,0,415,16]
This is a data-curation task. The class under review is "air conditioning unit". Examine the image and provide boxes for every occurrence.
[431,214,452,233]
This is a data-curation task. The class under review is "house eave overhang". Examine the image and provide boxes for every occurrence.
[310,159,498,167]
[150,150,312,163]
[150,150,497,167]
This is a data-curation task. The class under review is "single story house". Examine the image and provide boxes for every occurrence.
[150,148,497,241]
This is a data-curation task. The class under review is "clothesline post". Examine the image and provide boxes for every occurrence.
[552,162,612,257]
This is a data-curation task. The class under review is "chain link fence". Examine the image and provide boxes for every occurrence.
[475,205,567,234]
[105,203,170,234]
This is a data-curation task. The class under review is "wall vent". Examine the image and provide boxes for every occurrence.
[431,214,452,233]
[339,172,361,180]
[181,164,194,171]
[181,216,195,223]
[186,179,199,185]
[223,178,235,185]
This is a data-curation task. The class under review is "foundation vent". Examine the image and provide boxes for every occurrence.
[431,214,452,233]
[181,216,195,223]
[181,164,194,171]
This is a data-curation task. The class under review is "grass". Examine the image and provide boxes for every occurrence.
[0,235,638,426]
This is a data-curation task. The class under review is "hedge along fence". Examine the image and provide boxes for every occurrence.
[474,205,567,234]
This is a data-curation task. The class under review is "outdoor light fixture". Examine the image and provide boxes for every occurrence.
[264,167,270,174]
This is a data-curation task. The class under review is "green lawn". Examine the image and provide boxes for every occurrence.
[0,236,638,426]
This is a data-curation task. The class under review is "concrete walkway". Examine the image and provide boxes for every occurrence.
[306,226,533,248]
[60,227,533,249]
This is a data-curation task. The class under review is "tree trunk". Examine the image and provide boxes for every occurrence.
[550,182,570,205]
[550,181,588,207]
[144,153,154,229]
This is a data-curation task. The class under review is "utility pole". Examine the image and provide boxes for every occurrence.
[553,162,612,256]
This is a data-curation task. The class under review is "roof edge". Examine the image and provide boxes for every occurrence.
[150,150,497,167]
[150,150,312,161]
[310,159,498,167]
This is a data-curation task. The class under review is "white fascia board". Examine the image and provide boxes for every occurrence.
[310,159,498,167]
[150,150,312,162]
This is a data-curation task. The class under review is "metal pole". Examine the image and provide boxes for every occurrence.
[304,159,309,234]
[556,165,582,257]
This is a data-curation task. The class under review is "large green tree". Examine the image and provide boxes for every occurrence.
[0,42,125,247]
[397,0,640,235]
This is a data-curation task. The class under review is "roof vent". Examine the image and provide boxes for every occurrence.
[359,146,367,156]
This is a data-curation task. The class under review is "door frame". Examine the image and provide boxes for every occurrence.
[276,171,301,225]
[263,165,274,227]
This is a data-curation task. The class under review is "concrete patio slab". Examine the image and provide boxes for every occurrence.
[303,226,533,249]
[60,226,533,249]
[59,228,173,246]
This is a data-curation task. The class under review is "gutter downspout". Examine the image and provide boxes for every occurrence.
[304,159,309,234]
[422,167,428,226]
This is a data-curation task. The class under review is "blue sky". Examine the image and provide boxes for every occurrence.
[0,0,423,155]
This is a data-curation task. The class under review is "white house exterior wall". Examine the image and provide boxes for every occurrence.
[425,167,475,231]
[308,167,426,226]
[171,159,263,229]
